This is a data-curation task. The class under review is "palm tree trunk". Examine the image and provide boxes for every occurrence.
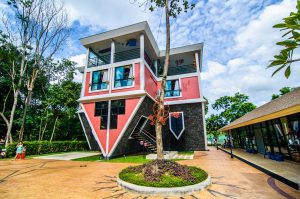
[156,0,170,160]
[50,117,58,142]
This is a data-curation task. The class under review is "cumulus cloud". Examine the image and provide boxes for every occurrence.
[69,53,86,83]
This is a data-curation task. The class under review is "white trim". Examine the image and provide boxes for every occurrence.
[144,60,158,81]
[88,69,110,93]
[81,48,90,98]
[140,34,145,90]
[110,40,115,64]
[128,115,148,139]
[78,90,146,103]
[201,102,208,150]
[78,113,92,150]
[80,103,106,156]
[195,52,200,73]
[86,58,142,72]
[165,98,206,105]
[106,100,112,155]
[169,112,185,140]
[107,96,145,157]
[112,64,135,90]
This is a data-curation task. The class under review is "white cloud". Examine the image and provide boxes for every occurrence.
[69,53,86,83]
[202,0,299,113]
[62,0,149,30]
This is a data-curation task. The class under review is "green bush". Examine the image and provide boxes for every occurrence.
[6,140,89,157]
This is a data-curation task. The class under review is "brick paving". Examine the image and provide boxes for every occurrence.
[0,147,299,199]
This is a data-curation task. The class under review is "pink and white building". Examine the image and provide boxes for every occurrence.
[78,22,207,158]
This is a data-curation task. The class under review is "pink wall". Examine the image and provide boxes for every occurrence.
[156,76,200,101]
[82,102,107,153]
[111,63,140,93]
[108,97,141,153]
[84,63,140,97]
[84,72,109,96]
[144,66,157,98]
[82,97,142,155]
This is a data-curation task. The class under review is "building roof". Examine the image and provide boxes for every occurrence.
[219,87,300,132]
[79,21,203,64]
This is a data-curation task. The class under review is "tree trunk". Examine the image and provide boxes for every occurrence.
[4,89,19,147]
[19,69,39,142]
[155,0,170,160]
[50,117,58,142]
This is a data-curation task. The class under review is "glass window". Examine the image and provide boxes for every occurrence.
[114,65,133,88]
[91,70,109,91]
[165,79,181,97]
[95,101,109,129]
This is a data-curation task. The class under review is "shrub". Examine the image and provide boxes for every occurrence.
[6,140,89,157]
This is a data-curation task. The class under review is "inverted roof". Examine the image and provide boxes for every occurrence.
[79,21,203,58]
[219,87,300,132]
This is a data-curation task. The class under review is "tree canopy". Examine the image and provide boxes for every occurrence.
[271,86,294,100]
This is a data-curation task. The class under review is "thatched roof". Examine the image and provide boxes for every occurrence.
[219,87,300,132]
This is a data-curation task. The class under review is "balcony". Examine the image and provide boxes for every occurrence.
[114,48,140,63]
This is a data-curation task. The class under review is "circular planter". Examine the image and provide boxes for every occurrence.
[117,176,211,196]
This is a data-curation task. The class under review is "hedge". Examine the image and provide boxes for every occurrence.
[6,140,89,157]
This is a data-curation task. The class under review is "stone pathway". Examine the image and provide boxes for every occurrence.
[32,151,100,160]
[0,147,299,198]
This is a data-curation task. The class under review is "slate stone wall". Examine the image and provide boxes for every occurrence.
[162,102,206,151]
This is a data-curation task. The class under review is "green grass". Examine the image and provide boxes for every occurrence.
[177,151,194,155]
[119,166,208,187]
[72,154,185,163]
[73,154,151,163]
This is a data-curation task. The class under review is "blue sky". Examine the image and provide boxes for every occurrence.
[1,0,299,112]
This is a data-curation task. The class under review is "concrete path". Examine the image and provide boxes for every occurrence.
[221,147,300,185]
[0,147,299,198]
[33,151,100,160]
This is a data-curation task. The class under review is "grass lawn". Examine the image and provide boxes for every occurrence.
[73,154,185,163]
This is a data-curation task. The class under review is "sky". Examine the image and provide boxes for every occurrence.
[1,0,299,113]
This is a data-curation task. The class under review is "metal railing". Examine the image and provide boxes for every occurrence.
[114,48,140,63]
[88,54,111,68]
[158,63,197,76]
[139,129,156,146]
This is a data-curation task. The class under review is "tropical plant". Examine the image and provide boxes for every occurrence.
[268,0,300,78]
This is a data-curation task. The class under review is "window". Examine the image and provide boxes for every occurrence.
[165,79,181,97]
[95,100,126,130]
[110,99,126,129]
[169,112,185,140]
[91,70,109,91]
[95,101,108,129]
[114,65,133,88]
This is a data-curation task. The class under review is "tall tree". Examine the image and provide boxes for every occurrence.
[206,114,225,138]
[147,0,195,159]
[212,93,256,124]
[268,0,300,78]
[1,0,69,145]
[271,86,294,100]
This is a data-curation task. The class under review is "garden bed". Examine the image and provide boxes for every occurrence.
[118,160,210,196]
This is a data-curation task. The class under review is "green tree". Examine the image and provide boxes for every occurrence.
[146,0,195,159]
[268,0,300,78]
[271,86,294,100]
[212,93,256,124]
[206,114,225,138]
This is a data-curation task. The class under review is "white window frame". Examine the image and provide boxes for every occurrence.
[112,64,135,90]
[164,78,182,99]
[169,112,185,140]
[89,69,110,93]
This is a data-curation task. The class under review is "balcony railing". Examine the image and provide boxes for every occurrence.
[88,54,111,68]
[114,48,140,63]
[158,64,197,76]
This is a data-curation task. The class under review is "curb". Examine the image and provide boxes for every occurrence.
[117,176,211,196]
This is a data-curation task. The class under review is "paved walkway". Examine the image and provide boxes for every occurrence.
[33,152,100,160]
[221,147,300,186]
[0,147,299,198]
